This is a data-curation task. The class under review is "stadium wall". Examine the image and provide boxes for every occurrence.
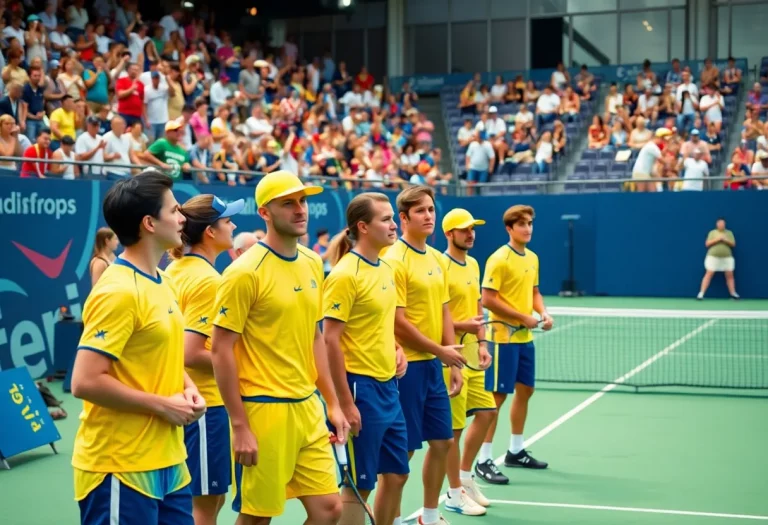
[0,178,765,378]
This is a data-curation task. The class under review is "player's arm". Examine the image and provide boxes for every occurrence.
[323,319,353,408]
[71,288,196,426]
[441,303,457,346]
[322,271,356,408]
[181,275,219,372]
[314,324,350,443]
[210,272,254,436]
[211,327,246,427]
[532,262,553,330]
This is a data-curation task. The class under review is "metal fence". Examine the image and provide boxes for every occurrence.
[0,155,765,196]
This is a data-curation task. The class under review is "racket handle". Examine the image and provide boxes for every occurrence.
[334,443,348,465]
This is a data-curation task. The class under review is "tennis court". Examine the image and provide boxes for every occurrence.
[3,297,767,524]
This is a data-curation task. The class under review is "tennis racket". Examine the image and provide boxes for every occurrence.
[458,320,541,371]
[333,440,375,525]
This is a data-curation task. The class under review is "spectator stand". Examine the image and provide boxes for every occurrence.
[441,72,600,196]
[564,59,745,194]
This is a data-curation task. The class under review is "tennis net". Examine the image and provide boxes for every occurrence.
[531,307,768,389]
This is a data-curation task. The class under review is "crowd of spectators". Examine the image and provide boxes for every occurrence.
[581,57,767,191]
[0,0,451,190]
[0,0,764,193]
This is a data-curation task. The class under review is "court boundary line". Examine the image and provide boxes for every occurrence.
[404,318,718,522]
[485,499,768,521]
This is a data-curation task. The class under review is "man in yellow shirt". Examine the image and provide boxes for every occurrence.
[383,185,465,525]
[323,192,410,525]
[49,94,77,144]
[440,209,500,517]
[71,170,206,525]
[211,171,349,524]
[479,205,554,473]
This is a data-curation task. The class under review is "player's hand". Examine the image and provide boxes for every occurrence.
[328,405,351,445]
[183,387,207,421]
[437,345,467,368]
[395,344,408,379]
[462,315,485,335]
[157,394,197,426]
[522,315,540,330]
[341,401,362,437]
[478,342,492,370]
[541,313,554,331]
[232,423,259,467]
[448,367,463,398]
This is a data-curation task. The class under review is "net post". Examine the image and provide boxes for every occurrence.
[559,214,583,297]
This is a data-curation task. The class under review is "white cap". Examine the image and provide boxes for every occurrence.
[488,106,498,114]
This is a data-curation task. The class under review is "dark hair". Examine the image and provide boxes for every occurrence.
[102,170,173,247]
[168,194,221,259]
[329,192,391,266]
[316,228,329,237]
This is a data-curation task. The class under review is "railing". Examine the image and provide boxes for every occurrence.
[1,155,764,196]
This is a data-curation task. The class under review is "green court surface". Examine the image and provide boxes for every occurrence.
[2,297,768,524]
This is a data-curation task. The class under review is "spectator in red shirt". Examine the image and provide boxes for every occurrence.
[115,63,145,127]
[20,128,53,178]
[354,66,374,92]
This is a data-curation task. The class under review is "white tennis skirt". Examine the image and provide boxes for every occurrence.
[704,255,735,272]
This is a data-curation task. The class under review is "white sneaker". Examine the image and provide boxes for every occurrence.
[418,515,452,524]
[461,476,490,507]
[444,488,487,516]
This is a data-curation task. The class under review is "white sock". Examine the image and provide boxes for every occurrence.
[448,487,462,499]
[460,469,472,482]
[478,442,493,463]
[509,434,524,454]
[393,518,402,525]
[422,508,440,524]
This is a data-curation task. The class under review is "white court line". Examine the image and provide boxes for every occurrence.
[404,319,718,523]
[486,499,768,521]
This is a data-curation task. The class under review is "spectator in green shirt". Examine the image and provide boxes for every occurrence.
[698,217,739,300]
[141,119,191,181]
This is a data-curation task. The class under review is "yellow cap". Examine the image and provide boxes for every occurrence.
[255,170,323,207]
[655,127,673,138]
[442,208,485,233]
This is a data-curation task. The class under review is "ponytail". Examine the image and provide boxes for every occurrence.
[328,229,353,267]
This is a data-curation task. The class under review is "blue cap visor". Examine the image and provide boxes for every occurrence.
[211,196,245,219]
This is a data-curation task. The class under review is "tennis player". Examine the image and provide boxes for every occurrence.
[441,209,501,516]
[324,192,410,525]
[165,194,244,525]
[211,170,350,524]
[477,204,554,477]
[71,170,206,525]
[383,185,465,525]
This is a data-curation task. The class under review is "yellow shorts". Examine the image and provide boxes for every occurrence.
[234,395,338,517]
[443,367,497,430]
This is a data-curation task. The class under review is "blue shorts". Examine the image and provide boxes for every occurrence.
[342,373,410,491]
[184,405,232,496]
[398,359,453,451]
[79,473,193,525]
[485,342,535,393]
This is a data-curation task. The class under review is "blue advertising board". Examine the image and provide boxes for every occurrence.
[388,57,749,94]
[1,177,766,381]
[0,367,61,466]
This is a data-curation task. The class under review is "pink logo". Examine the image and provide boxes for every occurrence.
[12,240,72,279]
